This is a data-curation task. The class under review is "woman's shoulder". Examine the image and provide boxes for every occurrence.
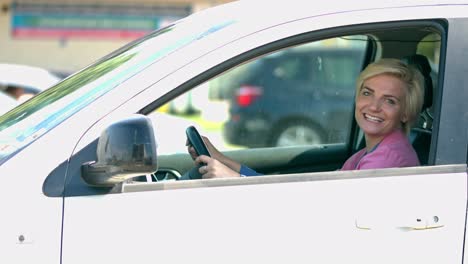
[341,149,366,170]
[363,136,420,168]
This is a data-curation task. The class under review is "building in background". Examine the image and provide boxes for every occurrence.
[0,0,232,74]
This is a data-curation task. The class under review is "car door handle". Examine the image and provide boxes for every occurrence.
[356,215,444,231]
[397,216,444,231]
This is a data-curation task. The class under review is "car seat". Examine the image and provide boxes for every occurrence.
[402,54,434,165]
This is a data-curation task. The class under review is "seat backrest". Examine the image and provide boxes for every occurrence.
[402,54,434,111]
[402,54,434,165]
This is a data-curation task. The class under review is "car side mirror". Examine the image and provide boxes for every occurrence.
[81,114,158,187]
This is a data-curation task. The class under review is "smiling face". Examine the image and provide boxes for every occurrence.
[355,73,408,148]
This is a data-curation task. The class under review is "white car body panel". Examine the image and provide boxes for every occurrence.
[62,166,466,263]
[0,141,64,263]
[0,1,466,263]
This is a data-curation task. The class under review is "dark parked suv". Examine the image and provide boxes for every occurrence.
[222,45,367,148]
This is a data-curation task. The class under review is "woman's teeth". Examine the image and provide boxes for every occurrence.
[364,114,383,122]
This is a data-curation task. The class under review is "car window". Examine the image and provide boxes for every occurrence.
[416,33,441,74]
[157,35,368,155]
[416,32,440,116]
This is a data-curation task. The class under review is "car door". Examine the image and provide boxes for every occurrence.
[61,5,468,264]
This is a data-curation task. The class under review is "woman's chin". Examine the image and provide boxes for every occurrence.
[361,127,386,138]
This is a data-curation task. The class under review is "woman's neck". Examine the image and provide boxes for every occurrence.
[365,137,383,153]
[364,129,401,152]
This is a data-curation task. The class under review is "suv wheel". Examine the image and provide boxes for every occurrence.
[272,122,324,147]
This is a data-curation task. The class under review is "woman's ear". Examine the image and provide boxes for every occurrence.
[401,113,408,123]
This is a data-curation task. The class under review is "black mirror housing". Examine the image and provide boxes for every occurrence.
[81,114,158,187]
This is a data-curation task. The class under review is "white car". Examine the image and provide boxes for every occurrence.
[0,1,467,263]
[0,63,61,103]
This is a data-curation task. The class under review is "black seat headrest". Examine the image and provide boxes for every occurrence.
[402,54,433,110]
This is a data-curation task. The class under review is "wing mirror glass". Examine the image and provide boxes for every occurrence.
[81,114,158,187]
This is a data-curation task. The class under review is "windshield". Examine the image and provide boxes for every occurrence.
[0,15,236,165]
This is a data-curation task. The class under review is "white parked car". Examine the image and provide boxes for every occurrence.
[0,1,467,263]
[0,63,61,103]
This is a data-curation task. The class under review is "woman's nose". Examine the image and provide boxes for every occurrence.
[368,98,382,111]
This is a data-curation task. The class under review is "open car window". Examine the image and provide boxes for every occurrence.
[144,22,443,182]
[152,35,369,156]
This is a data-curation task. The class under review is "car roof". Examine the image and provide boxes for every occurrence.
[0,63,61,92]
[177,0,468,50]
[198,0,468,23]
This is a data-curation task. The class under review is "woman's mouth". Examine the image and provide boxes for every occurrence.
[364,113,383,123]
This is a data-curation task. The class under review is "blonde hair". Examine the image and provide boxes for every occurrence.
[355,58,425,135]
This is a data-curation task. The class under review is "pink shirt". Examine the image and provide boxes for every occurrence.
[341,129,420,170]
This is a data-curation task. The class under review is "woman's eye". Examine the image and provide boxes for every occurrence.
[386,98,396,105]
[362,91,370,96]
